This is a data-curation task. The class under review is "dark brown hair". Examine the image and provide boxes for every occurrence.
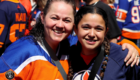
[68,5,110,79]
[30,0,76,41]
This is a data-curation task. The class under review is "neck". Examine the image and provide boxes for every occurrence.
[81,47,99,56]
[86,0,99,5]
[44,38,59,53]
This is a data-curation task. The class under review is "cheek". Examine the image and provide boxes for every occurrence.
[44,20,55,29]
[65,24,73,33]
[97,32,106,41]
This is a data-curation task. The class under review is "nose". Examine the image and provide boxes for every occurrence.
[56,20,64,28]
[88,28,95,38]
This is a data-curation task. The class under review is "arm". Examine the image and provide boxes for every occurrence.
[117,39,140,66]
[109,38,117,44]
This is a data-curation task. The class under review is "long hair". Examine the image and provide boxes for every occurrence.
[68,5,110,79]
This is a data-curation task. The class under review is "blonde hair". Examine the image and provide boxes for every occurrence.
[37,0,48,11]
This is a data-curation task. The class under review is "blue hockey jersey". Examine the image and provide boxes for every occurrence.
[0,0,27,55]
[70,43,140,80]
[116,0,140,39]
[0,36,69,80]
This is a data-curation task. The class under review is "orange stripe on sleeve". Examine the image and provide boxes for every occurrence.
[117,39,140,55]
[122,30,140,39]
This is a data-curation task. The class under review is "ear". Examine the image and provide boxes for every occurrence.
[40,11,45,24]
[105,27,109,35]
[73,24,78,35]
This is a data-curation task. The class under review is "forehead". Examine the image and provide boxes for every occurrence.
[80,13,105,26]
[47,1,74,17]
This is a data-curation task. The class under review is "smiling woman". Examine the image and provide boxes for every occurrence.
[40,1,74,52]
[0,0,76,80]
[68,5,140,80]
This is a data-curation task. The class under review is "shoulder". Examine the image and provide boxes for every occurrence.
[2,36,44,63]
[3,36,43,56]
[4,36,38,53]
[109,43,128,64]
[0,36,49,72]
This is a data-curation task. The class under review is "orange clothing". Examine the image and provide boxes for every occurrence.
[117,39,140,55]
[0,36,69,80]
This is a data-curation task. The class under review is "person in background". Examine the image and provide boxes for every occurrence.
[0,0,27,56]
[67,0,85,46]
[19,0,32,35]
[101,0,115,11]
[30,0,48,28]
[116,0,140,46]
[68,5,140,80]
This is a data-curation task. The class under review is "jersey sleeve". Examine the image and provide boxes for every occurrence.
[117,39,140,55]
[116,0,129,29]
[0,9,9,51]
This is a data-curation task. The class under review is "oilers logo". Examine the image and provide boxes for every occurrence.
[72,70,101,80]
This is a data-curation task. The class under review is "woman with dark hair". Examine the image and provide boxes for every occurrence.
[0,0,76,80]
[68,5,140,80]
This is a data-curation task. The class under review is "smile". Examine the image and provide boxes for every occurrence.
[85,39,97,44]
[85,39,96,42]
[53,29,65,34]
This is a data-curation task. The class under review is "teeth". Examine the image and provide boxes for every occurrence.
[54,30,63,33]
[86,39,95,42]
[89,40,94,42]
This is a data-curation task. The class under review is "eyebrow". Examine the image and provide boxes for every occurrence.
[65,17,72,21]
[50,14,72,20]
[96,25,104,28]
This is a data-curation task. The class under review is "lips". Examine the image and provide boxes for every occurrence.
[85,39,96,44]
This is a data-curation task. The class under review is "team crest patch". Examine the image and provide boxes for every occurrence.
[73,70,101,80]
[5,70,14,79]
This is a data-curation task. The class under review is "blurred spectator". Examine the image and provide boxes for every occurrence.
[19,0,32,35]
[67,0,85,46]
[30,0,48,28]
[0,0,27,56]
[116,0,140,46]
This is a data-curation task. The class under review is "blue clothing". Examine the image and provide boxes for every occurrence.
[0,36,69,80]
[0,0,27,55]
[116,0,140,39]
[70,43,140,80]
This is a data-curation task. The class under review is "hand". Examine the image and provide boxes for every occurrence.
[122,43,139,67]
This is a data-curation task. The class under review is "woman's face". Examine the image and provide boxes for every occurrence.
[41,1,74,45]
[75,13,108,51]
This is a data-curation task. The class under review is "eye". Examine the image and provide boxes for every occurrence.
[95,26,104,31]
[82,24,90,29]
[51,17,57,20]
[64,20,71,23]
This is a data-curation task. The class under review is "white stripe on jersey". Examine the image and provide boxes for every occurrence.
[117,18,125,22]
[123,28,140,32]
[15,56,48,74]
